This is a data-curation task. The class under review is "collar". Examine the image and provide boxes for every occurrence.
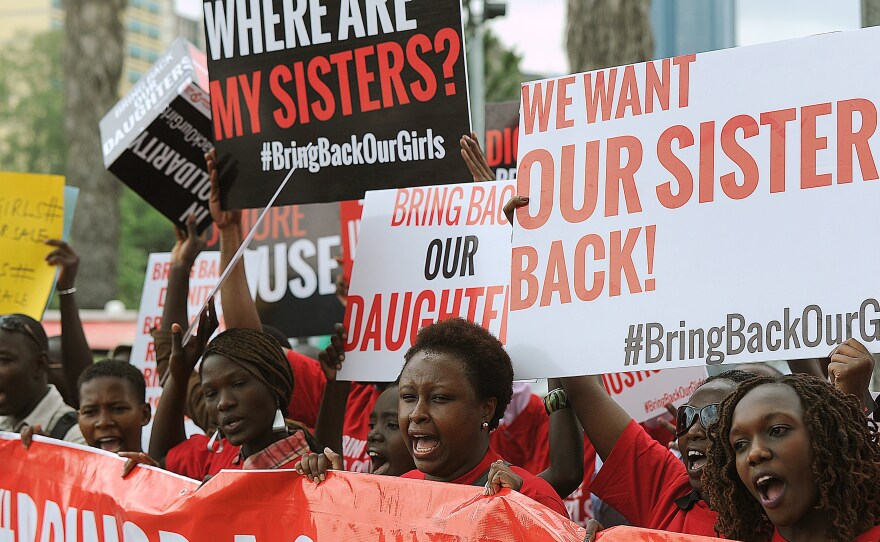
[674,489,703,511]
[0,385,64,431]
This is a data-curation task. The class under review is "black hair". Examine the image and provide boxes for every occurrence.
[704,369,759,385]
[403,318,513,430]
[77,359,147,403]
[6,313,48,352]
[705,374,880,541]
[261,324,290,349]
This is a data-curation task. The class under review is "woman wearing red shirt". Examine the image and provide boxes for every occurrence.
[149,307,318,480]
[705,374,880,542]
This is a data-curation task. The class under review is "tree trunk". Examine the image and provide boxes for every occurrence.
[566,0,654,72]
[864,0,880,27]
[63,0,126,308]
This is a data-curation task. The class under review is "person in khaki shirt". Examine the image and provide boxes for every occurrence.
[0,313,85,444]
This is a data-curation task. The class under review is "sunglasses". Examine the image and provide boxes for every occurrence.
[675,403,720,437]
[0,314,43,352]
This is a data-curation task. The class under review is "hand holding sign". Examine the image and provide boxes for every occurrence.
[45,239,79,291]
[829,338,875,410]
[206,149,241,231]
[171,214,207,267]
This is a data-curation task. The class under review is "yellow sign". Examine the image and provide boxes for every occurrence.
[0,172,65,319]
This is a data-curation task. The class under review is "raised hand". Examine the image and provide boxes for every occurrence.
[171,214,207,267]
[460,132,495,182]
[45,239,79,291]
[206,148,242,230]
[169,298,218,383]
[317,323,347,381]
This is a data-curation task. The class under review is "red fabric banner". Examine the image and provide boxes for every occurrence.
[0,434,586,541]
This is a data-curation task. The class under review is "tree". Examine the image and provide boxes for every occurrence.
[864,0,880,27]
[484,28,525,102]
[0,30,65,175]
[63,0,127,308]
[566,0,653,72]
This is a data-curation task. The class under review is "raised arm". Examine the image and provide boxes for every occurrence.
[829,338,876,413]
[559,375,633,462]
[206,148,261,330]
[45,239,92,408]
[149,300,218,467]
[536,378,585,498]
[460,132,495,182]
[313,323,351,454]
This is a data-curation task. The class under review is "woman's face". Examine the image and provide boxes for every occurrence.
[201,354,277,454]
[729,384,820,534]
[398,350,496,482]
[677,379,736,495]
[78,376,150,453]
[367,386,415,476]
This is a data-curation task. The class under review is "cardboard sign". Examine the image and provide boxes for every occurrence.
[486,101,520,180]
[339,199,364,283]
[340,181,515,381]
[0,173,64,319]
[1,434,586,542]
[602,366,707,424]
[100,38,214,233]
[202,204,344,338]
[130,251,259,444]
[204,0,472,208]
[508,28,880,377]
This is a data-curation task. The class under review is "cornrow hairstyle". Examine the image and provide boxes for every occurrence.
[200,328,320,452]
[77,359,147,403]
[403,318,513,430]
[704,374,880,542]
[704,369,759,385]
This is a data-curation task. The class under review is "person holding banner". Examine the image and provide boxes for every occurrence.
[562,369,758,536]
[0,313,86,444]
[150,302,321,479]
[704,373,880,541]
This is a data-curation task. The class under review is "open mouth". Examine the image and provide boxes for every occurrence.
[222,416,243,434]
[686,449,707,474]
[410,435,440,459]
[95,437,123,452]
[368,450,391,475]
[755,475,786,508]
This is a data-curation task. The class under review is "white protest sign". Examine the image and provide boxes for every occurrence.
[339,181,516,381]
[131,251,260,445]
[509,27,880,378]
[602,366,707,424]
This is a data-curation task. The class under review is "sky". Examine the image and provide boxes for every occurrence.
[487,0,862,76]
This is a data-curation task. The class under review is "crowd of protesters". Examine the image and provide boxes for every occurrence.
[2,134,879,542]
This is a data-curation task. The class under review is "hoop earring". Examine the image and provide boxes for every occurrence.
[207,429,224,453]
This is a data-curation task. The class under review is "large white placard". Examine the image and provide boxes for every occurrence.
[603,366,707,424]
[340,181,516,381]
[509,28,880,377]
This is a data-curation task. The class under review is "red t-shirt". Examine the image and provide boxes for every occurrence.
[286,349,327,429]
[341,383,380,472]
[490,394,550,475]
[166,434,242,479]
[400,446,569,518]
[589,420,718,537]
[772,524,880,542]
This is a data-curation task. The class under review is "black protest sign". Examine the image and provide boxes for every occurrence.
[204,0,472,209]
[205,203,344,337]
[100,38,215,233]
[485,101,519,180]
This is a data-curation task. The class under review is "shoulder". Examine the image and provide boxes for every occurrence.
[509,465,569,518]
[854,523,880,542]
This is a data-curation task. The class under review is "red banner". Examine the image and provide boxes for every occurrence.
[1,434,586,541]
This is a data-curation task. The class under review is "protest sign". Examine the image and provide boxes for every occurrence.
[486,101,520,180]
[340,180,515,381]
[100,38,214,233]
[1,433,586,542]
[0,173,64,319]
[339,199,364,283]
[602,366,706,424]
[130,251,259,443]
[508,27,880,377]
[204,204,344,338]
[204,0,472,208]
[44,186,80,312]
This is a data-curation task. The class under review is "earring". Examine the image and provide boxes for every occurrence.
[481,421,489,431]
[207,430,224,453]
[272,406,287,433]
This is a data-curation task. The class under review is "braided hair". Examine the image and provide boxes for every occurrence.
[704,374,880,541]
[200,328,319,451]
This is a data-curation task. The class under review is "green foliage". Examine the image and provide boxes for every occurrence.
[484,28,525,102]
[0,30,66,175]
[117,187,175,308]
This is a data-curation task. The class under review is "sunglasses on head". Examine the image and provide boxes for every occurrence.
[0,314,43,352]
[675,403,720,437]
